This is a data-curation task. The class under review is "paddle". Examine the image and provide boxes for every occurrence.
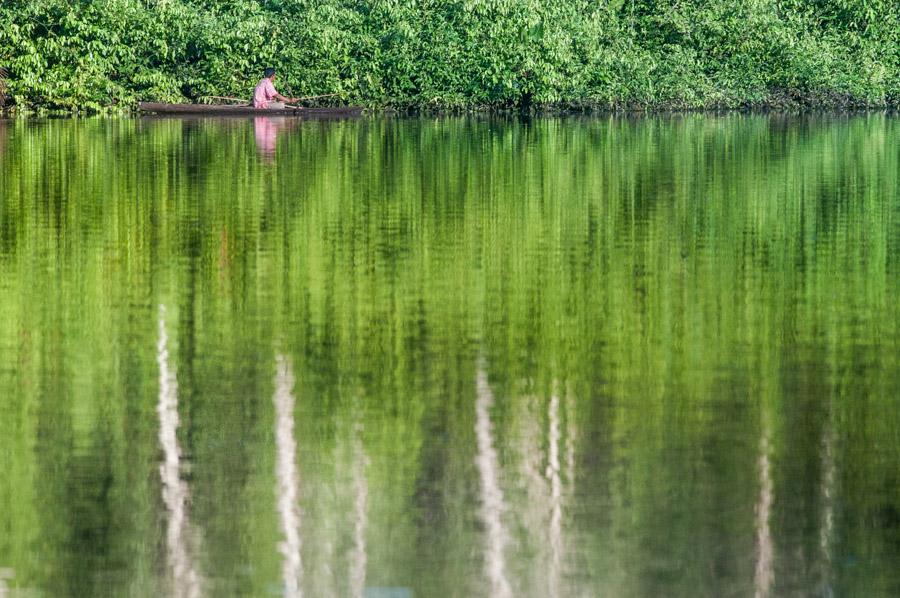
[204,93,340,109]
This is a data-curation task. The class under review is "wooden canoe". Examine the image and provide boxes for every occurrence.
[138,102,365,117]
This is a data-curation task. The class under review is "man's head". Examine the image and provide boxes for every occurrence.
[264,67,276,80]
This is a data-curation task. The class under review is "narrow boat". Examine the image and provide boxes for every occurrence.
[138,102,365,117]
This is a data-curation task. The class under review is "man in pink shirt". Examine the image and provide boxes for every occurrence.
[253,68,298,109]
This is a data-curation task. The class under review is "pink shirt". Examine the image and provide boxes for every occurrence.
[253,78,278,108]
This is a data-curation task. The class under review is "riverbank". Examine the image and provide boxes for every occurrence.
[3,93,898,118]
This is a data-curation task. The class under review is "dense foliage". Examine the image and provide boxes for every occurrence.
[1,0,898,111]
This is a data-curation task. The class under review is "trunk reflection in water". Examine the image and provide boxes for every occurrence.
[754,426,773,598]
[547,392,563,598]
[475,361,512,598]
[819,412,836,596]
[157,306,203,598]
[349,423,369,598]
[511,382,573,598]
[274,355,303,598]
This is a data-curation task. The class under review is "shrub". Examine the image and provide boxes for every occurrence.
[0,0,897,111]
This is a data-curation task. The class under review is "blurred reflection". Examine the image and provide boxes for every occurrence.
[274,355,303,598]
[157,306,203,598]
[754,427,773,598]
[254,117,289,160]
[475,361,512,598]
[514,387,571,597]
[0,567,11,597]
[818,416,836,595]
[547,393,563,597]
[564,391,577,520]
[1,115,899,597]
[350,424,369,598]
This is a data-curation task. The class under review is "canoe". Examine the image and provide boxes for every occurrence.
[138,102,365,117]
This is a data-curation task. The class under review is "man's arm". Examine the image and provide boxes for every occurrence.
[275,92,298,104]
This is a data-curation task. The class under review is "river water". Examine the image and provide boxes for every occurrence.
[0,115,898,597]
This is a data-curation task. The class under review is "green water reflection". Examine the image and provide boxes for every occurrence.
[0,115,898,597]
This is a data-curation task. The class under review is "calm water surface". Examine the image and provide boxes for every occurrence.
[0,115,899,597]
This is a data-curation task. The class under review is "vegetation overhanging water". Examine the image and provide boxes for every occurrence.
[1,0,899,113]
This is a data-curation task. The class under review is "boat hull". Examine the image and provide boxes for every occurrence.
[138,102,364,117]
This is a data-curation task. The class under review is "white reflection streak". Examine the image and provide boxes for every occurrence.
[515,396,546,592]
[564,390,577,498]
[819,422,835,592]
[547,394,563,597]
[563,387,578,596]
[754,429,773,598]
[157,306,202,598]
[274,355,303,598]
[475,362,512,598]
[349,425,369,598]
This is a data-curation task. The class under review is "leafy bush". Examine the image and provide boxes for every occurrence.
[0,0,897,111]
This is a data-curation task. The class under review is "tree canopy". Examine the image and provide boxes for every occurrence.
[0,0,898,111]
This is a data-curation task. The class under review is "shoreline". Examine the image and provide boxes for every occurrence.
[2,101,898,119]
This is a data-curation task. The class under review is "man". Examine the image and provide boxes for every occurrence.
[253,68,299,109]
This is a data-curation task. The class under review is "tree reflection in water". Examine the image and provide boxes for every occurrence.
[157,306,203,598]
[754,426,773,598]
[1,115,898,597]
[818,412,836,596]
[475,360,512,598]
[349,422,369,598]
[274,354,303,598]
[547,392,563,597]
